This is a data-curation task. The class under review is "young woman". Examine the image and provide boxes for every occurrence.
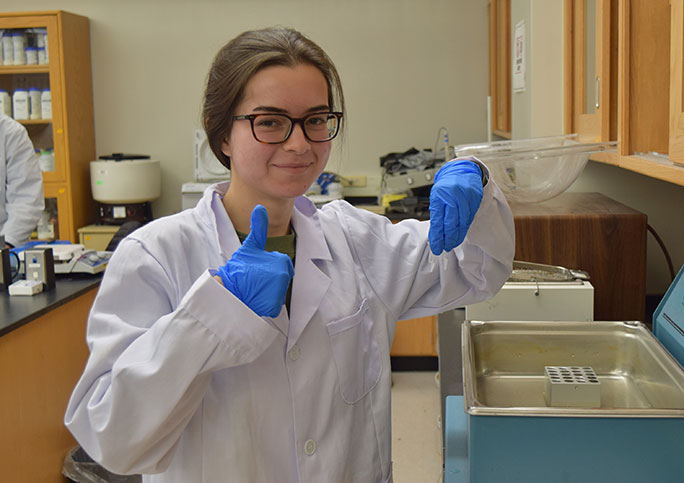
[66,27,515,482]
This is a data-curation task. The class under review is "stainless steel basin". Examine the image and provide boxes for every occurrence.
[462,320,684,417]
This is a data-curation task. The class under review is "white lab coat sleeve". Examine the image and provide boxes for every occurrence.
[337,177,514,321]
[1,119,44,246]
[65,238,279,475]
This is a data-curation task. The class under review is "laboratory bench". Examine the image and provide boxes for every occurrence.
[0,275,101,482]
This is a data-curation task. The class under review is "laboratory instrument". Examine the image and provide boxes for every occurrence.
[24,247,55,289]
[90,153,161,225]
[17,243,110,275]
[444,264,684,483]
[465,261,594,322]
[181,129,230,210]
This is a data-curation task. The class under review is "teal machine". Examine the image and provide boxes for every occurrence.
[445,265,684,483]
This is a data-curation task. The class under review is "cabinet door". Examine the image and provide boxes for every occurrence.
[670,0,684,163]
[0,15,66,183]
[488,0,511,138]
[570,0,612,141]
[42,183,71,241]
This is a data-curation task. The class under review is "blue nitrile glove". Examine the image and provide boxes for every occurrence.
[217,205,294,317]
[428,159,484,255]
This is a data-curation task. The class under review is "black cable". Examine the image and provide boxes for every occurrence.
[647,223,675,282]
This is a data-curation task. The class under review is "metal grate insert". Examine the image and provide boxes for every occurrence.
[544,366,601,407]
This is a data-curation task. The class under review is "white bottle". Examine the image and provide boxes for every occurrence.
[29,88,42,119]
[12,31,26,65]
[0,90,11,117]
[36,28,45,49]
[12,89,29,120]
[37,46,46,64]
[41,29,48,63]
[40,89,52,120]
[1,32,13,65]
[25,46,38,65]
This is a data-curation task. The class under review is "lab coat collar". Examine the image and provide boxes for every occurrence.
[288,197,332,350]
[194,181,240,261]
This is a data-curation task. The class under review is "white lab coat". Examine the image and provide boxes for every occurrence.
[0,114,44,246]
[65,177,515,483]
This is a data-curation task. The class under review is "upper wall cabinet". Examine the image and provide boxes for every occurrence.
[565,0,684,186]
[565,0,616,142]
[0,11,96,241]
[669,0,684,161]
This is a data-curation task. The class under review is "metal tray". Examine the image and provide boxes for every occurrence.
[462,320,684,417]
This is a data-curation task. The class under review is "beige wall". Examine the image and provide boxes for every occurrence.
[3,0,490,216]
[511,0,564,139]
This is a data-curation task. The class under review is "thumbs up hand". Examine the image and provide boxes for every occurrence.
[217,205,294,317]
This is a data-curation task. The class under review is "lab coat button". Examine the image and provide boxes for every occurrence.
[304,439,316,456]
[288,345,301,361]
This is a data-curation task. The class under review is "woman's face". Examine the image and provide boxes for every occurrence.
[222,63,333,203]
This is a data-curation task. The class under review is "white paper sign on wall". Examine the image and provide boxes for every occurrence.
[513,19,526,92]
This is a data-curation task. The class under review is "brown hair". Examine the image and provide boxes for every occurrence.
[203,27,345,169]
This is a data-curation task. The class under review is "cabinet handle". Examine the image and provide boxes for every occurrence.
[595,76,600,110]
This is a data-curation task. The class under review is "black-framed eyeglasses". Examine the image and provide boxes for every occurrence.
[233,112,343,144]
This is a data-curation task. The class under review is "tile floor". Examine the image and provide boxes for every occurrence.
[391,371,443,483]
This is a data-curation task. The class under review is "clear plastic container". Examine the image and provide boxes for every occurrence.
[452,134,617,203]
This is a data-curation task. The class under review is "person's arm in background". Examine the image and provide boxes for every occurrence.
[2,118,44,247]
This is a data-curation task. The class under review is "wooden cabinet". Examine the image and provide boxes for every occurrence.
[391,315,438,357]
[0,11,95,242]
[488,0,512,139]
[0,286,97,482]
[510,192,647,321]
[669,0,684,160]
[565,0,684,187]
[567,0,616,142]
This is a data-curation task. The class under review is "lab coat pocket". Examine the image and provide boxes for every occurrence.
[326,299,381,404]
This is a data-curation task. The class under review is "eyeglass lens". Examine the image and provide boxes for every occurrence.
[252,113,339,143]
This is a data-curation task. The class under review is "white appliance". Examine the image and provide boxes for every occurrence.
[194,129,230,181]
[465,261,594,322]
[90,155,161,204]
[181,130,231,210]
[181,182,213,210]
